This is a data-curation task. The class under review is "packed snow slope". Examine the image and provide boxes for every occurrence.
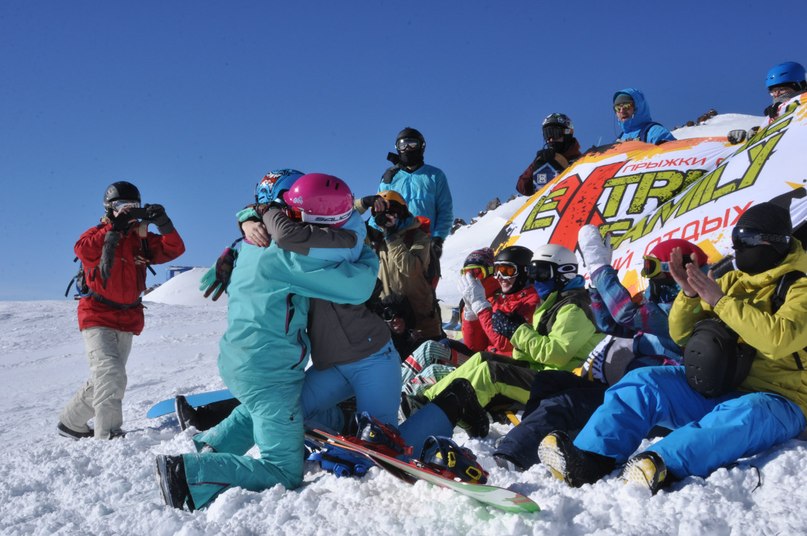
[3,114,805,536]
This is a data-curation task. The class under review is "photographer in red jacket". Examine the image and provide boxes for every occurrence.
[58,181,185,440]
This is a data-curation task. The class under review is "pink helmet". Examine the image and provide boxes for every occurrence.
[283,173,354,227]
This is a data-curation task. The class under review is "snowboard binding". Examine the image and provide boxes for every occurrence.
[353,412,412,458]
[419,436,489,484]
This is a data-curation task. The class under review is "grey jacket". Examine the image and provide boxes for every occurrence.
[262,207,392,369]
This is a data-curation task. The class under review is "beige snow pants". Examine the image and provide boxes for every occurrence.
[60,326,133,439]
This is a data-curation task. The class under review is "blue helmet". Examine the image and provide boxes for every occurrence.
[255,169,304,204]
[765,61,806,89]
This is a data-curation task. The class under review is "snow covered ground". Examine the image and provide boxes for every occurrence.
[4,113,805,535]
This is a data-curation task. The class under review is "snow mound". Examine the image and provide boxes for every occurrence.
[144,267,227,307]
[672,112,761,139]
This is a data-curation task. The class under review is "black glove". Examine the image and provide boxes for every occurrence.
[432,237,444,259]
[534,147,556,164]
[727,129,747,145]
[202,246,239,301]
[110,213,133,232]
[491,310,527,339]
[99,230,123,286]
[144,204,175,234]
[360,195,382,210]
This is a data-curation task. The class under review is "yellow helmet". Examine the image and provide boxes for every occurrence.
[378,190,407,209]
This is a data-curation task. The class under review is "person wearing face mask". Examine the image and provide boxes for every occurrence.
[613,88,675,145]
[376,127,453,280]
[538,201,807,495]
[516,113,583,196]
[396,244,603,450]
[728,61,807,144]
[493,229,705,471]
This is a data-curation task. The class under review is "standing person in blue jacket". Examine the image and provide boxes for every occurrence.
[613,88,675,145]
[493,227,707,470]
[377,127,453,274]
[156,173,380,512]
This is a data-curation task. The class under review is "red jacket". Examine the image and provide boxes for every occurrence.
[462,285,539,355]
[76,223,185,335]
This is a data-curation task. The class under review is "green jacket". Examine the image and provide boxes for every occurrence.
[670,241,807,417]
[510,288,604,371]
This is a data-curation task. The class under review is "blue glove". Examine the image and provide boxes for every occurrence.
[491,311,527,339]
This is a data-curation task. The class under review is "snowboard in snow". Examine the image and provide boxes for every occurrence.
[306,429,540,514]
[146,389,234,419]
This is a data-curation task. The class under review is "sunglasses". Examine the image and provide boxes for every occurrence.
[731,227,791,250]
[493,262,518,279]
[614,102,634,112]
[396,138,422,151]
[461,265,490,279]
[381,307,400,322]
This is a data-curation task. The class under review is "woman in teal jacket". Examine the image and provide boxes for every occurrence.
[157,173,379,511]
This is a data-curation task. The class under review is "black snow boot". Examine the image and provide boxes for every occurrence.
[156,455,196,511]
[57,422,93,440]
[432,378,490,438]
[174,395,199,431]
[538,431,615,488]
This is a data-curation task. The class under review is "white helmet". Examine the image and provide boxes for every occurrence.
[529,244,578,282]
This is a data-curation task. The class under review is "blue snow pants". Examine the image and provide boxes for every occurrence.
[495,370,607,469]
[573,366,806,479]
[191,340,401,456]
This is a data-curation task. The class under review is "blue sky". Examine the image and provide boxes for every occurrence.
[1,1,805,300]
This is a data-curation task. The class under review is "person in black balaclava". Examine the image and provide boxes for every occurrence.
[371,126,454,288]
[731,202,793,274]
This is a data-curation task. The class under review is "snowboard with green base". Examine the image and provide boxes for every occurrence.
[306,428,540,514]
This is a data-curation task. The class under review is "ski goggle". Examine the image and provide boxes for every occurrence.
[614,102,634,112]
[542,125,569,141]
[108,200,141,214]
[493,262,519,279]
[527,261,577,282]
[731,227,791,250]
[641,256,673,278]
[381,307,399,322]
[461,265,491,279]
[396,138,422,151]
[641,254,696,278]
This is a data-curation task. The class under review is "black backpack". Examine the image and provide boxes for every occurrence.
[684,270,806,397]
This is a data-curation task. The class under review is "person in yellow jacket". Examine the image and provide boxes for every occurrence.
[538,201,807,494]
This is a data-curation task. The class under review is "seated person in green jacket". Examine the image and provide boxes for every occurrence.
[397,244,603,450]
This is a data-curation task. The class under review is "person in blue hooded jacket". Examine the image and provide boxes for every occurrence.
[613,88,675,145]
[493,227,707,470]
[155,173,380,512]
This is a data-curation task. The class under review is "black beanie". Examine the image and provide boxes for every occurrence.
[736,202,792,237]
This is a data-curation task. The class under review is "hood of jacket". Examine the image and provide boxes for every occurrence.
[614,87,654,135]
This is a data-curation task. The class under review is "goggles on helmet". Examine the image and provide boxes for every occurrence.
[731,227,791,250]
[461,264,490,279]
[396,138,422,151]
[614,102,634,113]
[641,256,673,279]
[108,200,141,215]
[493,262,519,279]
[542,125,568,141]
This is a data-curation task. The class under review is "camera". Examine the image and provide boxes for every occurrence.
[126,207,151,220]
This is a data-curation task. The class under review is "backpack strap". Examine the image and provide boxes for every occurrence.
[639,122,662,143]
[771,270,807,369]
[537,288,597,336]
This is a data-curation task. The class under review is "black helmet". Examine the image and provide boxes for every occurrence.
[493,245,533,293]
[395,127,426,150]
[541,113,575,153]
[103,181,141,207]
